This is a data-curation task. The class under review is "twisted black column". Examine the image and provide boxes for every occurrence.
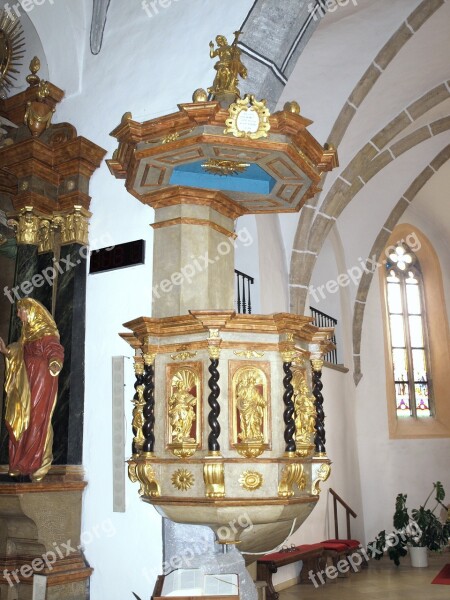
[283,361,296,453]
[207,358,221,452]
[312,363,326,454]
[132,365,145,455]
[142,360,155,453]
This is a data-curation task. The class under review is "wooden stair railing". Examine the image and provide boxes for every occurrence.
[329,488,357,540]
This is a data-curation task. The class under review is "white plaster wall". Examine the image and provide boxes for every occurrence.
[235,214,261,314]
[355,271,450,544]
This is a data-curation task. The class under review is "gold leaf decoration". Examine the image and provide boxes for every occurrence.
[239,470,263,492]
[171,468,195,491]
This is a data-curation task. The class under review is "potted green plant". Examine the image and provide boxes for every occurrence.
[368,481,450,567]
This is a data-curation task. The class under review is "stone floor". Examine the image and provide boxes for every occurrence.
[279,552,450,600]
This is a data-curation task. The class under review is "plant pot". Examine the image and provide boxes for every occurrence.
[409,546,428,568]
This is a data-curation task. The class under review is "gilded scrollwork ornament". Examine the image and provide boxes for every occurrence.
[234,350,265,359]
[134,454,161,497]
[127,454,161,498]
[278,463,307,498]
[312,463,331,496]
[203,459,225,498]
[225,94,271,140]
[171,348,197,361]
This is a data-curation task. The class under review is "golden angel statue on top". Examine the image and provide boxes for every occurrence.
[208,31,247,99]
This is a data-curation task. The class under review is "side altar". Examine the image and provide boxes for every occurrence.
[108,31,338,591]
[0,43,105,599]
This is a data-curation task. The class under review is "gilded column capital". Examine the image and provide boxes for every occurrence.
[311,358,324,372]
[53,205,91,246]
[143,352,157,366]
[208,328,221,359]
[133,356,144,375]
[8,206,40,246]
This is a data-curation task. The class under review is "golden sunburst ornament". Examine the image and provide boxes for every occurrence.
[0,10,25,99]
[239,470,263,491]
[171,468,195,491]
[202,158,250,176]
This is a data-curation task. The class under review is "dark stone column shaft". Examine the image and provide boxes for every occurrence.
[207,358,220,452]
[312,362,326,454]
[283,361,296,453]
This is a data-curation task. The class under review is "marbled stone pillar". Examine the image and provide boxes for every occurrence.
[35,250,56,312]
[151,203,235,318]
[53,243,87,465]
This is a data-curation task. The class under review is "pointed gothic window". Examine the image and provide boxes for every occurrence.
[385,245,432,418]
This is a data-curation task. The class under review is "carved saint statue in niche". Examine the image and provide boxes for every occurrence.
[0,298,64,481]
[208,31,247,97]
[293,370,316,444]
[236,369,266,442]
[168,369,198,443]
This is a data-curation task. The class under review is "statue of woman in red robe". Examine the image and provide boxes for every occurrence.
[0,298,64,482]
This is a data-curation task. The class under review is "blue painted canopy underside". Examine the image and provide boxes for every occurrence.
[169,161,276,194]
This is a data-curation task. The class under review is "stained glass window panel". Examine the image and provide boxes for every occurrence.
[412,349,427,381]
[406,283,421,314]
[390,315,405,347]
[409,316,424,347]
[415,381,430,417]
[393,349,408,381]
[396,382,411,416]
[387,283,402,314]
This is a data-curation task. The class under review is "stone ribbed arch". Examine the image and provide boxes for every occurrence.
[290,82,450,313]
[352,143,450,384]
[289,0,446,313]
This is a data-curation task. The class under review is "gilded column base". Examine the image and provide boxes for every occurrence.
[167,442,199,459]
[234,441,268,459]
[295,443,315,458]
[203,457,225,499]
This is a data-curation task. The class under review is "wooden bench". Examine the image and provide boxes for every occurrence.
[256,540,363,599]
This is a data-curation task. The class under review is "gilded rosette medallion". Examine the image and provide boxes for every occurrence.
[239,470,263,492]
[171,468,195,492]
